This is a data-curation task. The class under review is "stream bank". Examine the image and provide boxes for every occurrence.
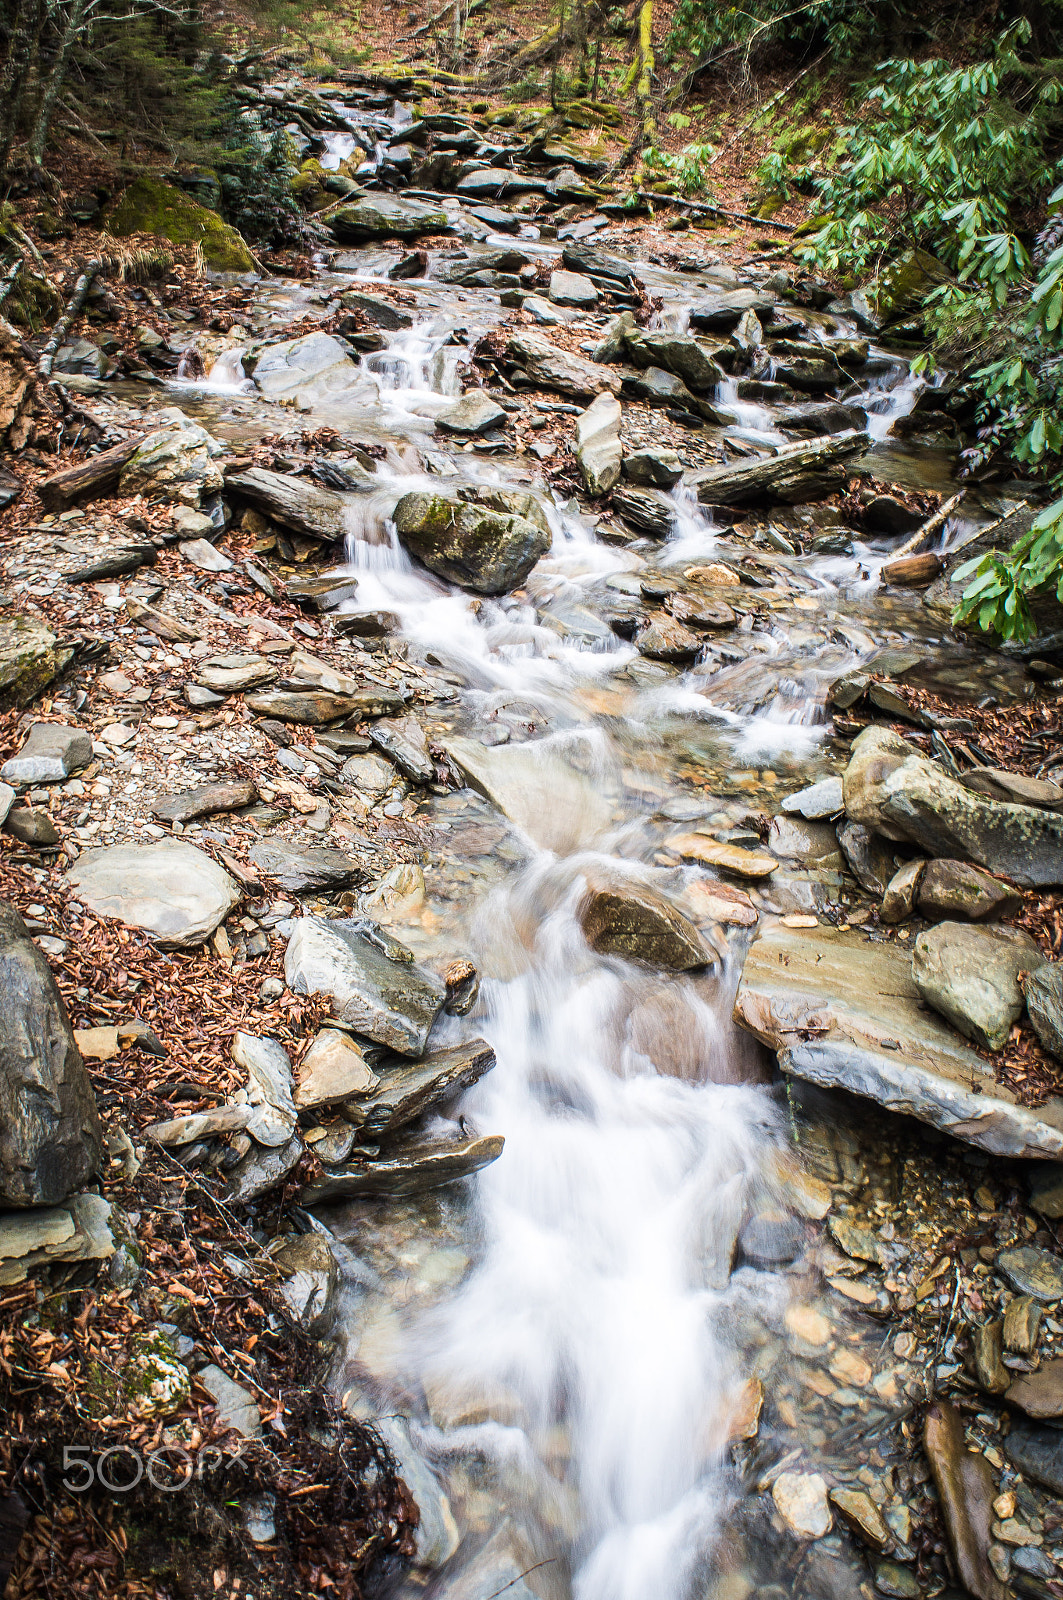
[2,69,1063,1600]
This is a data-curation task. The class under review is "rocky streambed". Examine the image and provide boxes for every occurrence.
[4,81,1063,1600]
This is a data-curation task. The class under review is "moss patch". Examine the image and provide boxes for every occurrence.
[105,176,255,274]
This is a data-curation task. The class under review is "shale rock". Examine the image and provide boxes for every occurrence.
[118,414,225,508]
[284,917,445,1055]
[68,841,241,947]
[575,392,622,495]
[579,883,711,971]
[912,921,1043,1051]
[393,491,550,594]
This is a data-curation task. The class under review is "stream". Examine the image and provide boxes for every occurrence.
[155,139,1037,1599]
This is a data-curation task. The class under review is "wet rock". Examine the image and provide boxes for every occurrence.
[358,1038,495,1140]
[504,328,623,400]
[689,430,870,508]
[781,777,844,820]
[198,1363,261,1438]
[337,291,413,330]
[232,1031,296,1149]
[296,1029,376,1112]
[68,842,240,947]
[768,817,843,870]
[0,903,102,1207]
[246,687,404,724]
[152,780,257,825]
[637,613,701,663]
[285,917,445,1056]
[733,923,1063,1158]
[0,615,72,711]
[195,654,277,693]
[1,723,91,786]
[268,1232,338,1337]
[446,734,614,853]
[972,1319,1008,1394]
[549,269,598,308]
[829,1215,888,1266]
[778,401,868,436]
[917,859,1022,922]
[443,958,479,1015]
[880,858,925,923]
[843,725,1063,889]
[1007,1359,1063,1421]
[436,391,508,436]
[329,193,452,241]
[689,290,775,330]
[1024,964,1063,1061]
[299,1131,504,1203]
[579,882,711,971]
[252,331,361,405]
[393,490,550,595]
[739,1210,803,1266]
[1005,1417,1063,1496]
[836,820,897,895]
[773,1471,832,1539]
[421,1520,561,1600]
[912,921,1043,1052]
[225,465,351,542]
[622,446,683,488]
[668,594,737,630]
[247,841,366,895]
[119,414,225,508]
[924,1398,1007,1600]
[575,392,622,495]
[369,715,434,783]
[375,1416,460,1570]
[830,1488,890,1550]
[612,484,675,537]
[623,328,725,392]
[622,364,709,419]
[997,1247,1063,1304]
[668,834,777,877]
[225,1131,304,1204]
[1004,1295,1042,1356]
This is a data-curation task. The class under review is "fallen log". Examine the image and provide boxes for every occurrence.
[633,189,797,234]
[38,436,138,509]
[689,430,870,507]
[880,550,943,587]
[37,260,102,380]
[225,466,350,543]
[887,490,966,559]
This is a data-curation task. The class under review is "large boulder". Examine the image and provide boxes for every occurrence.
[912,921,1044,1052]
[843,726,1063,889]
[0,904,102,1207]
[0,615,72,711]
[118,413,225,508]
[579,882,711,970]
[105,176,255,273]
[504,329,623,400]
[733,922,1063,1158]
[67,841,241,947]
[622,328,725,393]
[865,248,953,326]
[392,491,550,595]
[251,333,359,404]
[574,392,622,495]
[328,193,452,241]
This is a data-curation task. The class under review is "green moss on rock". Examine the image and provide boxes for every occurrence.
[105,176,255,274]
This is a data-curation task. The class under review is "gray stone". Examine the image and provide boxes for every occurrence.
[299,1130,504,1203]
[0,903,102,1207]
[198,1363,261,1438]
[622,446,683,489]
[880,858,925,924]
[68,842,241,947]
[248,841,367,894]
[152,780,256,825]
[232,1031,296,1148]
[285,917,445,1056]
[358,1038,495,1140]
[1,723,92,786]
[575,392,622,495]
[195,654,276,693]
[962,768,1063,811]
[144,1105,252,1145]
[251,332,358,403]
[688,290,776,330]
[522,293,564,326]
[689,430,869,508]
[548,269,598,308]
[179,537,232,573]
[768,817,843,870]
[374,1416,459,1570]
[1024,964,1063,1061]
[837,819,897,894]
[445,734,614,853]
[593,310,637,362]
[118,414,225,508]
[436,391,508,436]
[225,466,354,543]
[0,784,13,827]
[781,777,844,820]
[504,329,623,400]
[269,1232,338,1336]
[843,725,1063,889]
[246,687,404,724]
[733,923,1063,1158]
[1005,1418,1063,1497]
[421,1520,563,1600]
[393,490,550,595]
[329,193,452,241]
[912,921,1043,1052]
[295,1028,377,1112]
[611,484,675,538]
[623,328,725,392]
[0,615,72,711]
[997,1247,1063,1304]
[369,715,434,783]
[225,1132,304,1204]
[54,339,110,379]
[337,291,413,331]
[917,859,1023,922]
[4,808,59,846]
[580,881,711,970]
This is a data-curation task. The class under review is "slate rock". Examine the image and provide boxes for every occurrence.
[1005,1417,1063,1496]
[245,688,405,724]
[623,328,725,393]
[248,841,367,895]
[285,917,445,1055]
[369,716,434,783]
[837,819,897,895]
[1,723,92,786]
[329,193,452,241]
[880,858,925,924]
[68,842,241,947]
[225,1132,304,1204]
[118,415,225,508]
[152,780,256,825]
[198,1364,261,1438]
[4,808,60,846]
[916,859,1022,922]
[782,777,844,820]
[232,1031,297,1148]
[0,903,102,1207]
[622,446,683,489]
[912,921,1044,1052]
[392,490,550,595]
[195,654,276,693]
[298,1130,503,1203]
[436,391,508,436]
[1024,964,1063,1061]
[358,1038,495,1140]
[548,269,598,308]
[295,1028,377,1112]
[575,392,622,495]
[579,883,711,971]
[269,1232,338,1337]
[997,1247,1063,1304]
[504,329,623,401]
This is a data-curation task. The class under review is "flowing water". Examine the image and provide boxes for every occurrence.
[163,203,1033,1598]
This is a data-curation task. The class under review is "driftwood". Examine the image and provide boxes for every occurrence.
[633,189,797,234]
[888,490,966,559]
[37,259,102,379]
[38,435,137,509]
[689,430,869,507]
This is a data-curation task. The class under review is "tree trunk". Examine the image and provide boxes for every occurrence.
[0,0,43,176]
[27,0,83,169]
[635,0,654,147]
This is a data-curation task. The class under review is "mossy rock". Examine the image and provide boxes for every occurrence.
[867,247,954,325]
[105,176,255,274]
[0,614,72,709]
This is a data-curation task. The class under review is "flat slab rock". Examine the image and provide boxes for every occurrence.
[67,841,241,947]
[733,922,1063,1159]
[285,916,445,1056]
[299,1131,504,1204]
[248,840,368,894]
